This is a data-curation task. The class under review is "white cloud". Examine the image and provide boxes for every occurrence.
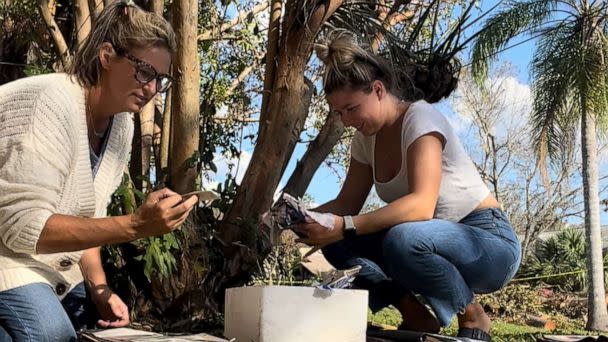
[202,150,252,190]
[493,76,532,129]
[451,74,532,141]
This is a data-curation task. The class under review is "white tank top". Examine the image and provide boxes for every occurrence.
[350,100,490,222]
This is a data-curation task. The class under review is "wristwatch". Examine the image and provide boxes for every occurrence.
[343,215,357,239]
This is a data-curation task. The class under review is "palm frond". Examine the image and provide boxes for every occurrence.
[580,11,608,136]
[529,19,581,164]
[471,0,558,86]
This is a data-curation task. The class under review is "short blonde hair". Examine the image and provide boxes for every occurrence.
[314,30,396,95]
[68,0,176,87]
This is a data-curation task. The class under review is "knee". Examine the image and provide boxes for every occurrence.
[38,320,77,342]
[382,223,434,260]
[5,319,76,342]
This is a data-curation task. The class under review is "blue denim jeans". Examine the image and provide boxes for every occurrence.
[0,282,97,341]
[322,207,521,327]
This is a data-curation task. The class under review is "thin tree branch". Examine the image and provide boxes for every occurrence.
[74,0,91,47]
[197,2,270,40]
[37,0,70,68]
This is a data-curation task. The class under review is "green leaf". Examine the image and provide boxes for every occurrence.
[471,0,557,86]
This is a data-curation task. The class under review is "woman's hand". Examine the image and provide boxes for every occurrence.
[90,284,130,328]
[130,188,198,238]
[293,215,345,248]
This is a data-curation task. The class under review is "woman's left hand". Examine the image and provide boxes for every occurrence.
[90,284,130,328]
[293,215,344,248]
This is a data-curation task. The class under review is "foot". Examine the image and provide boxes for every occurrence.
[395,292,440,334]
[457,302,491,335]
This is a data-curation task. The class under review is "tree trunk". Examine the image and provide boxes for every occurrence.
[138,100,155,193]
[87,0,103,26]
[149,0,163,14]
[220,0,343,248]
[37,0,70,67]
[169,0,199,194]
[259,0,282,121]
[283,111,345,198]
[210,1,344,305]
[582,108,608,331]
[159,89,172,176]
[277,77,314,181]
[73,0,91,47]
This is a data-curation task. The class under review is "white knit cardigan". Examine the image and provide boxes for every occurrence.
[0,73,133,295]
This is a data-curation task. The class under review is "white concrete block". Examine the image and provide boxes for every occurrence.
[224,285,368,342]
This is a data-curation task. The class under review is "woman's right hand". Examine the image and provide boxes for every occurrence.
[130,188,198,238]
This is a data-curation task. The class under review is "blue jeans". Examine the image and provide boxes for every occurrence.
[0,282,97,341]
[322,207,521,327]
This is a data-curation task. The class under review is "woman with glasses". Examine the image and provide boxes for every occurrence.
[0,1,197,340]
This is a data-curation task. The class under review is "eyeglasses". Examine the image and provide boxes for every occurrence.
[113,45,173,93]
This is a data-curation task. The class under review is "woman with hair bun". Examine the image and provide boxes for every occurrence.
[0,1,198,340]
[294,30,521,341]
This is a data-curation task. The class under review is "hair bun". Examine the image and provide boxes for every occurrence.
[315,30,362,71]
[313,43,331,64]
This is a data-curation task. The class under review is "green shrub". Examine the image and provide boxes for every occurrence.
[518,228,608,292]
[478,284,544,320]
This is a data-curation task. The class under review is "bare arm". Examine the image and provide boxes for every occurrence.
[313,157,374,216]
[36,188,198,254]
[79,247,107,288]
[79,247,130,328]
[39,215,135,254]
[352,133,443,235]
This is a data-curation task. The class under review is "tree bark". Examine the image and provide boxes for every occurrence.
[37,0,70,68]
[169,0,200,194]
[160,89,172,174]
[582,108,608,331]
[74,0,91,47]
[277,77,314,180]
[87,0,103,25]
[149,0,163,14]
[138,100,155,193]
[283,111,345,198]
[258,0,282,124]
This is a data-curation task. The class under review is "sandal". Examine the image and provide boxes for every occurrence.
[457,327,491,341]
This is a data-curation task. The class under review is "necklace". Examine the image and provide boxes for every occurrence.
[85,92,107,139]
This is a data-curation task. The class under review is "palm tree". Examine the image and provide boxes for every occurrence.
[471,0,608,331]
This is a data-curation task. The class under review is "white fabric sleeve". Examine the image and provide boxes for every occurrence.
[0,91,75,254]
[403,102,449,152]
